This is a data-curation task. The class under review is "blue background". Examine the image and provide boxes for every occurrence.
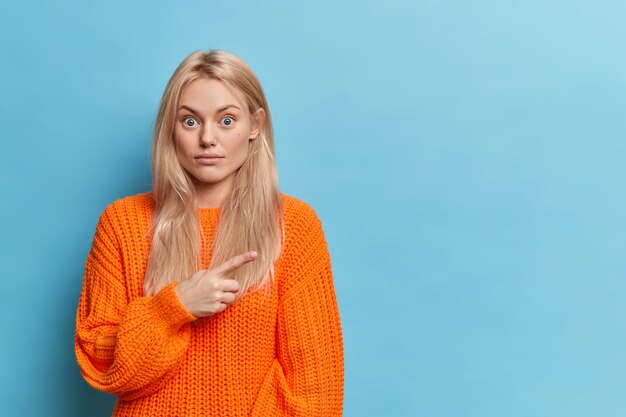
[1,1,625,416]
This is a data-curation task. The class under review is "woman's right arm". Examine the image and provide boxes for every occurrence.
[74,204,198,401]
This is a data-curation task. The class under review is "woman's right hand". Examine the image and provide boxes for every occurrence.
[174,251,258,318]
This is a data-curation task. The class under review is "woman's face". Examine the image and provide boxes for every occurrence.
[174,78,264,206]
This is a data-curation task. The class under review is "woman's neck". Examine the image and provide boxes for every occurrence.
[193,177,234,208]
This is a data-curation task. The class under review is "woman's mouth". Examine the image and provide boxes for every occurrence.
[195,156,224,165]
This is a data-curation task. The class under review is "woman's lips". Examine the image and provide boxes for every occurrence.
[195,156,224,165]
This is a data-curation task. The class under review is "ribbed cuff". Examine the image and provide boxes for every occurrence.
[148,281,198,329]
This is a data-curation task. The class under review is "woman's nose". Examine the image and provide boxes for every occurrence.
[200,127,217,147]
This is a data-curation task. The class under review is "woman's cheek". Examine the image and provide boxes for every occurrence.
[226,130,243,142]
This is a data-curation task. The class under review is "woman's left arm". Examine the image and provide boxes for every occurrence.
[250,206,344,417]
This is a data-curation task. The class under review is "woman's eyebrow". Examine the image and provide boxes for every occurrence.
[178,104,241,114]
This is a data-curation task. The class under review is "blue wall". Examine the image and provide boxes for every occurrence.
[1,1,625,416]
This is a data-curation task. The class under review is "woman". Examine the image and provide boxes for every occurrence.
[74,49,344,417]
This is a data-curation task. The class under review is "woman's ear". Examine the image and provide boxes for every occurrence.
[249,108,265,140]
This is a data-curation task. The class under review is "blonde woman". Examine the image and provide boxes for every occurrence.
[74,49,344,416]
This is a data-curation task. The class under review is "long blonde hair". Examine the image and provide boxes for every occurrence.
[143,49,284,298]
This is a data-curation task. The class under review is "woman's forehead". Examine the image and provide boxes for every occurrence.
[180,78,249,112]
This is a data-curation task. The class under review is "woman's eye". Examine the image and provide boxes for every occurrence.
[221,116,235,126]
[183,117,197,127]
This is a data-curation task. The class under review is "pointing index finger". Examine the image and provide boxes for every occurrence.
[218,251,258,274]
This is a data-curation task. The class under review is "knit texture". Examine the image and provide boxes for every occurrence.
[74,192,344,417]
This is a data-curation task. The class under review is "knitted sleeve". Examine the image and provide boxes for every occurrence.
[250,205,344,416]
[74,203,197,401]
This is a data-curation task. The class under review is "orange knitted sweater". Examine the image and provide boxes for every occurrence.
[74,192,344,417]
